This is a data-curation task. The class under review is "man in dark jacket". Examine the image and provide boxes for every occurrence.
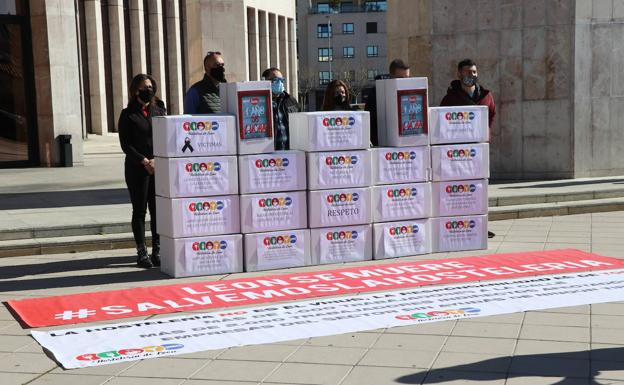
[441,58,496,238]
[262,67,300,150]
[183,51,226,114]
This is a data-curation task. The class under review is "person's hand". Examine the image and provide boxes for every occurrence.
[142,158,154,175]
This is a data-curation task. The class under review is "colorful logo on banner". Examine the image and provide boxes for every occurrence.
[322,116,356,130]
[183,121,219,132]
[396,307,481,321]
[445,220,477,230]
[191,240,228,251]
[255,157,289,168]
[76,344,184,362]
[397,89,427,137]
[239,91,272,140]
[384,151,417,162]
[388,224,419,237]
[184,162,221,173]
[326,192,359,205]
[446,148,477,158]
[258,197,293,207]
[325,155,358,166]
[386,188,418,198]
[445,184,477,194]
[263,234,297,246]
[325,230,358,241]
[444,111,475,122]
[187,201,224,212]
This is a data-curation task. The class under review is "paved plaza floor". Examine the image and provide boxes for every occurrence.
[1,212,624,385]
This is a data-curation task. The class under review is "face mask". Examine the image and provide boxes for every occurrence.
[137,88,154,104]
[334,94,346,105]
[210,66,226,82]
[271,79,285,95]
[462,75,478,87]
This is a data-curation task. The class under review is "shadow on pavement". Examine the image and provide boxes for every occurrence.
[0,256,146,279]
[498,178,624,190]
[396,347,623,384]
[0,188,129,210]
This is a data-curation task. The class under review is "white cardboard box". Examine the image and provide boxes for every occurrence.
[153,115,237,157]
[372,182,432,222]
[376,77,429,147]
[244,229,311,271]
[431,214,488,252]
[156,195,240,238]
[307,150,372,190]
[220,81,274,154]
[432,179,488,217]
[155,156,238,198]
[161,234,243,278]
[240,191,308,233]
[308,187,372,228]
[373,219,431,259]
[371,146,430,185]
[289,111,370,151]
[310,224,373,265]
[429,106,489,144]
[238,150,307,194]
[431,142,490,181]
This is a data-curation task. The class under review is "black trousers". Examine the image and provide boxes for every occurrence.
[124,164,159,249]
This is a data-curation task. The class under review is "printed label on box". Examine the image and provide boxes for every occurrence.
[438,217,484,251]
[318,153,364,186]
[383,223,427,257]
[238,91,272,140]
[377,149,426,183]
[438,181,486,215]
[184,238,233,274]
[397,89,427,137]
[381,185,426,219]
[441,147,485,179]
[438,109,484,141]
[248,155,299,191]
[250,195,301,230]
[315,114,362,148]
[176,159,230,196]
[319,228,366,263]
[177,118,229,155]
[319,191,367,226]
[256,233,305,270]
[182,199,230,234]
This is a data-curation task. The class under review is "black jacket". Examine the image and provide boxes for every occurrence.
[118,99,166,168]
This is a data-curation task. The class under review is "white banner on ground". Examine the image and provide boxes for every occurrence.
[33,269,624,369]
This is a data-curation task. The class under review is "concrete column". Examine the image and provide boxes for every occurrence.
[258,10,269,74]
[268,13,279,68]
[278,16,288,85]
[129,0,147,75]
[247,7,260,80]
[288,17,298,97]
[165,0,183,114]
[108,0,128,131]
[84,0,108,135]
[147,0,167,105]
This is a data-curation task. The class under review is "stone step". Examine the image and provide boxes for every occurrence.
[488,196,624,221]
[488,187,624,207]
[0,221,147,242]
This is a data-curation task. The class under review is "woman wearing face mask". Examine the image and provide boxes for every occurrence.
[118,74,167,269]
[321,79,354,111]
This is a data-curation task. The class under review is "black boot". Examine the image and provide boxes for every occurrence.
[150,245,161,267]
[488,231,496,238]
[136,245,153,269]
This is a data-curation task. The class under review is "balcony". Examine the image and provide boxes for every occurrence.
[310,2,387,14]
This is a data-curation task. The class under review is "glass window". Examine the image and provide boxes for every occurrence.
[365,1,387,11]
[317,3,330,13]
[318,47,333,62]
[343,46,354,58]
[317,23,332,38]
[342,23,354,34]
[319,71,331,85]
[367,45,378,57]
[366,22,377,33]
[340,2,354,12]
[367,69,378,80]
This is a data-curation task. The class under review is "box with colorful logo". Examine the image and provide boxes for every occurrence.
[431,214,488,252]
[220,81,274,155]
[307,150,372,190]
[153,115,237,157]
[373,219,431,259]
[289,111,370,151]
[155,195,240,238]
[371,146,430,185]
[375,77,429,147]
[372,182,432,222]
[310,224,373,265]
[239,191,307,233]
[428,106,489,144]
[154,156,238,198]
[308,187,372,228]
[432,179,488,217]
[238,150,307,194]
[160,234,243,277]
[243,229,311,271]
[431,142,489,181]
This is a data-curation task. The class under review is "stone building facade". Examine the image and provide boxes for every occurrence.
[388,0,624,179]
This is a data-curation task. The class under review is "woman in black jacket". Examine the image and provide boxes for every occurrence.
[118,74,166,268]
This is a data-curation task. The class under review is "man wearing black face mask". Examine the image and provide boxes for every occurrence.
[440,58,496,239]
[183,51,226,114]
